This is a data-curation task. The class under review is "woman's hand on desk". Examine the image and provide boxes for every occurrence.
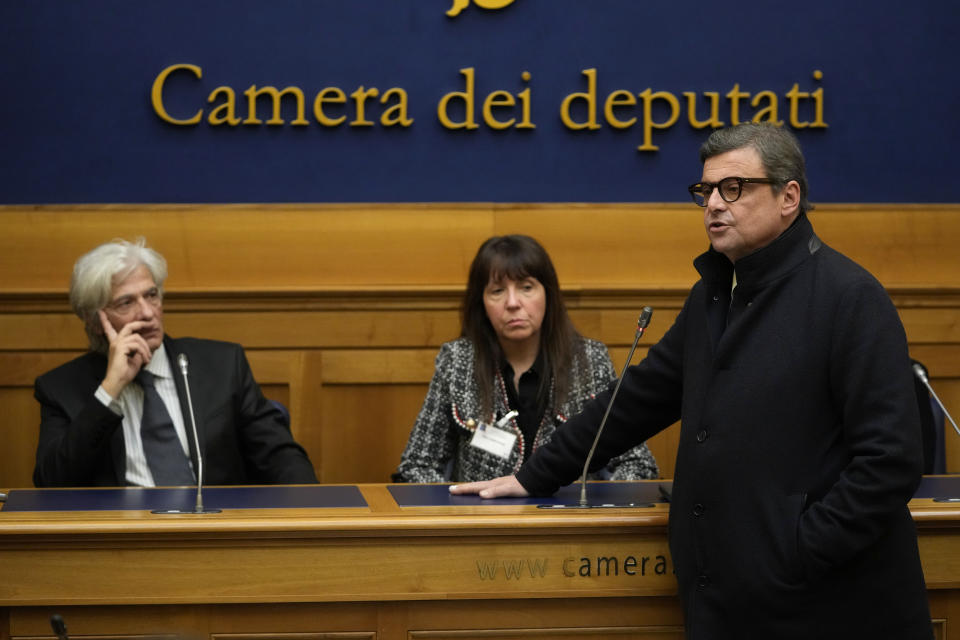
[449,475,529,499]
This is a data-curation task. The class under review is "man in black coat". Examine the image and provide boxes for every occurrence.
[34,238,317,487]
[452,124,932,639]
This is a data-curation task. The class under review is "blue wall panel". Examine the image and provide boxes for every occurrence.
[0,1,956,203]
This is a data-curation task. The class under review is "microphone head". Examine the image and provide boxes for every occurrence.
[177,353,189,375]
[912,362,929,384]
[50,614,67,637]
[638,306,654,329]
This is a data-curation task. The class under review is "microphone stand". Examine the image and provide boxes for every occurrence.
[152,354,221,514]
[914,364,960,440]
[913,363,960,503]
[539,307,655,509]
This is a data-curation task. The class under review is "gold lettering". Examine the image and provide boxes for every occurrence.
[243,86,308,126]
[637,89,680,151]
[684,91,724,129]
[810,70,827,128]
[438,67,479,130]
[350,86,380,127]
[726,84,750,126]
[750,91,782,125]
[482,90,516,129]
[446,0,470,16]
[786,83,810,128]
[560,69,601,130]
[207,86,240,126]
[604,90,637,129]
[151,63,202,125]
[474,0,516,9]
[313,87,347,126]
[150,65,827,150]
[516,71,535,129]
[379,88,413,127]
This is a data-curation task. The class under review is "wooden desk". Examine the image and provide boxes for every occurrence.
[1,481,958,640]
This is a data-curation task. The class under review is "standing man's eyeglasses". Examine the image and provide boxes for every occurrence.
[687,176,778,206]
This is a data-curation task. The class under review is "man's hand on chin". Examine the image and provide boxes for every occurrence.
[99,310,152,398]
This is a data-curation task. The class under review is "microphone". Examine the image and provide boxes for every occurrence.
[913,363,960,502]
[151,354,220,514]
[538,307,655,509]
[913,363,960,440]
[50,614,69,640]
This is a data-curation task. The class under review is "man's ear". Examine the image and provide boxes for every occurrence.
[780,180,801,218]
[91,309,109,335]
[88,316,105,336]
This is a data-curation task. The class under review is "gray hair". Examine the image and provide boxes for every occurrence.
[699,123,813,215]
[70,237,167,353]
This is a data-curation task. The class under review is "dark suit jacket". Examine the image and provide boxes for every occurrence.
[33,336,318,487]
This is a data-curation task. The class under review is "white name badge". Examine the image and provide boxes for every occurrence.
[469,424,517,459]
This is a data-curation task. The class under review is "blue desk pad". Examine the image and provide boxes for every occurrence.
[915,476,960,499]
[1,485,366,512]
[388,482,671,507]
[4,478,956,512]
[389,476,960,507]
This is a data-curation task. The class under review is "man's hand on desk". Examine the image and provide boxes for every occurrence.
[449,475,529,499]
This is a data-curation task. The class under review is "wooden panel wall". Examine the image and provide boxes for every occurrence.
[1,204,958,488]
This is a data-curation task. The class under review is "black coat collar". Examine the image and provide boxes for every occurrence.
[694,212,821,295]
[693,213,821,352]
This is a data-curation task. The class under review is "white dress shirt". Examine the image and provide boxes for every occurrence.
[95,344,195,486]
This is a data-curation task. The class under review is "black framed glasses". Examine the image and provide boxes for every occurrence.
[687,176,778,206]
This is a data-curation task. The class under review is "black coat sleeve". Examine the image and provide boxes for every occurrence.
[516,299,688,495]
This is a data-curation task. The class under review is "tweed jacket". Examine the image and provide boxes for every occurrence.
[516,214,931,639]
[394,336,659,483]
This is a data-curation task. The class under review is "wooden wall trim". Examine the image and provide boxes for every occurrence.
[0,287,691,312]
[3,203,959,293]
[1,203,958,486]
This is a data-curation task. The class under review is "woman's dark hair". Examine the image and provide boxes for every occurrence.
[461,234,582,419]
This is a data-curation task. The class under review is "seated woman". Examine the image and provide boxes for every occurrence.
[393,234,658,483]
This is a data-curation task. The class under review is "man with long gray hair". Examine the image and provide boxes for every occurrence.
[33,237,317,487]
[452,124,932,638]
